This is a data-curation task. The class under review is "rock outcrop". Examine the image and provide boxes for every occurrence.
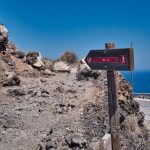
[0,23,8,51]
[53,61,70,72]
[11,50,25,59]
[25,51,44,69]
[76,59,100,80]
[2,72,20,87]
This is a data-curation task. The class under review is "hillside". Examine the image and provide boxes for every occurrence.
[0,24,150,150]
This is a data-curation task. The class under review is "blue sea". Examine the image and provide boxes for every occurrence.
[122,70,150,94]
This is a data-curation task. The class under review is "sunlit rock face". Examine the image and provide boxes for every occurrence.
[0,23,8,51]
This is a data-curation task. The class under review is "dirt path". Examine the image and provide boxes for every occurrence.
[0,71,104,150]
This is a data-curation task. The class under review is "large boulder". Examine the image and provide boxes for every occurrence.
[76,58,100,80]
[25,51,39,65]
[0,23,8,51]
[53,61,70,72]
[11,51,25,59]
[32,56,43,68]
[2,72,20,87]
[65,134,87,148]
[1,55,16,68]
[25,51,44,68]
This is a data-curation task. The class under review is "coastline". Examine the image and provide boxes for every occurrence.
[134,97,150,101]
[134,93,150,99]
[122,70,150,93]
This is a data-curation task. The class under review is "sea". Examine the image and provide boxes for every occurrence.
[122,70,150,94]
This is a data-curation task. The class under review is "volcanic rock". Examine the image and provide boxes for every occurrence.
[25,51,44,68]
[53,61,70,72]
[7,88,25,97]
[0,23,8,51]
[2,73,20,86]
[65,134,87,148]
[33,56,43,68]
[45,141,57,149]
[11,51,25,59]
[76,62,100,80]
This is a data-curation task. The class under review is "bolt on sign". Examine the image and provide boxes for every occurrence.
[85,48,134,71]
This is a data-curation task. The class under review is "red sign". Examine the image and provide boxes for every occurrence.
[93,57,118,63]
[87,56,128,64]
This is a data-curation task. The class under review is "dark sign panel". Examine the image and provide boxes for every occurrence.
[85,48,134,71]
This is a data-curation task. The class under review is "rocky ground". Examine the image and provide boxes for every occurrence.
[0,24,150,150]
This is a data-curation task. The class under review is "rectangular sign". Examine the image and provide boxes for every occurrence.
[85,48,134,71]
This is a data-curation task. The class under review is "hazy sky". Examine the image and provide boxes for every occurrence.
[0,0,150,70]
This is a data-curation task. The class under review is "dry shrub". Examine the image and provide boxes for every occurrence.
[60,51,77,64]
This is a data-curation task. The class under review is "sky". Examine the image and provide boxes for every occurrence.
[0,0,150,70]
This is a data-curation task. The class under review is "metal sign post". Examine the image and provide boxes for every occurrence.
[85,43,134,150]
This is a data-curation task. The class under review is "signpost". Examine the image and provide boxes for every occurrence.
[85,43,134,150]
[85,48,134,71]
